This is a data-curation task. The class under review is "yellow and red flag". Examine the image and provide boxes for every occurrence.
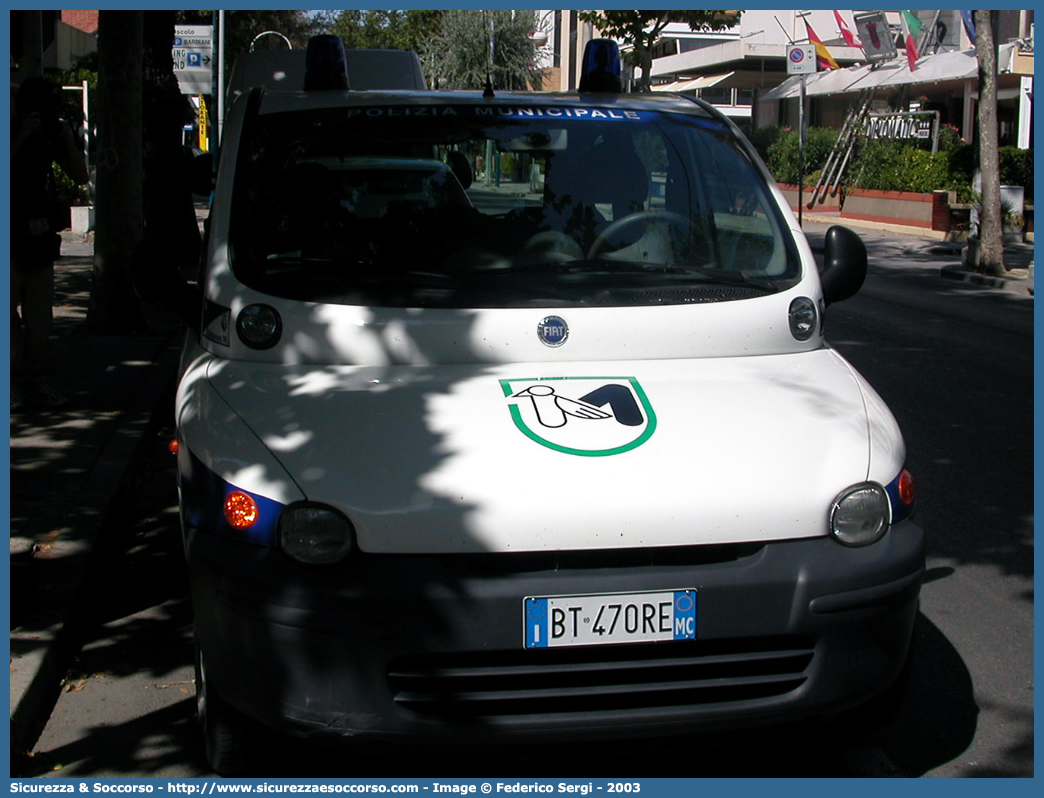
[805,20,840,70]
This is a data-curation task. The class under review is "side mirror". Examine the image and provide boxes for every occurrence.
[190,152,215,199]
[820,225,867,305]
[132,239,202,326]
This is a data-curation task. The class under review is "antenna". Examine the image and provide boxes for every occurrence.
[774,16,796,45]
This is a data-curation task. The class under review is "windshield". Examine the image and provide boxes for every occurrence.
[229,103,800,308]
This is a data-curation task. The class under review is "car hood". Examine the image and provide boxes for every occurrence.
[204,349,879,554]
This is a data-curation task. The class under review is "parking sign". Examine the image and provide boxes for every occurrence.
[787,44,816,75]
[172,25,213,94]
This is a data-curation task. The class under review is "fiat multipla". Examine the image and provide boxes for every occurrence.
[173,37,923,774]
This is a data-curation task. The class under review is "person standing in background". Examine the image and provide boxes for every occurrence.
[10,76,90,410]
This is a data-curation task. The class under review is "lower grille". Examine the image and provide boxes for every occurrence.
[389,637,813,718]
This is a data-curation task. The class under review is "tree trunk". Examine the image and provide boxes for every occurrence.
[133,11,203,319]
[975,9,1005,276]
[633,39,652,92]
[88,10,147,334]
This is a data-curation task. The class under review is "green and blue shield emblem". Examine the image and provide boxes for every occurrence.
[501,376,656,457]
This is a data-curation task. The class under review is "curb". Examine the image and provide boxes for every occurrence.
[802,224,1034,299]
[939,263,1035,296]
[9,332,184,760]
[800,214,954,241]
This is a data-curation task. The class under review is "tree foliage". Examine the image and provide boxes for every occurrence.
[578,10,741,91]
[326,10,443,53]
[418,10,543,91]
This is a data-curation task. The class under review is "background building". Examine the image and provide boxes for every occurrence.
[532,10,598,92]
[11,9,98,79]
[607,9,1032,148]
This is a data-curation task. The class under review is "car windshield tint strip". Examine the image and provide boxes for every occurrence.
[340,105,659,122]
[229,105,799,308]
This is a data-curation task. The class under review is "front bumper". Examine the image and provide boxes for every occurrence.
[186,522,924,744]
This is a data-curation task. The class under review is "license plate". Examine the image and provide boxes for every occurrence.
[523,589,697,648]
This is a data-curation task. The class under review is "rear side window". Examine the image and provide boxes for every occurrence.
[229,105,799,308]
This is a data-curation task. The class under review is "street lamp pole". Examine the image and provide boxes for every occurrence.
[485,11,495,186]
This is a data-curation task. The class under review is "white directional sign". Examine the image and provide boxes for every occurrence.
[173,24,214,95]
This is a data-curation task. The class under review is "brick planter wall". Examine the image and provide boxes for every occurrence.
[839,188,951,232]
[776,183,960,235]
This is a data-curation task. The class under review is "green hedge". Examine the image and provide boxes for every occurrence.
[746,126,786,164]
[848,139,955,195]
[764,127,839,186]
[756,124,1032,202]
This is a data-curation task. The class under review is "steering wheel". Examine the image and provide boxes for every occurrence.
[521,230,584,263]
[586,210,693,260]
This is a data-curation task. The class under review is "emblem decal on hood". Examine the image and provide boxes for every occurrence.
[501,377,656,456]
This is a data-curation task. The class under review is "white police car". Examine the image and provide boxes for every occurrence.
[176,37,923,774]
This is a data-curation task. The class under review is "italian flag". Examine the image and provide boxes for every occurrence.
[901,10,923,71]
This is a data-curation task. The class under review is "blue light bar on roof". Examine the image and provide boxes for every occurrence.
[579,39,622,93]
[305,35,350,91]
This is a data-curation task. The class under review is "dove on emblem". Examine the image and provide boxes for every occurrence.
[513,384,612,428]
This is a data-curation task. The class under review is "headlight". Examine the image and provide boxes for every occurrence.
[279,504,355,564]
[236,304,282,349]
[788,296,818,341]
[829,483,890,546]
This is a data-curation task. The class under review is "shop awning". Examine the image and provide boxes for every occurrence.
[760,48,990,101]
[872,48,980,88]
[652,72,735,92]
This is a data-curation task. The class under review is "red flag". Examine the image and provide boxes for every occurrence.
[834,10,860,48]
[805,20,840,70]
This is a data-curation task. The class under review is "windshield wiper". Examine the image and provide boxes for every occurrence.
[566,259,779,292]
[679,265,779,292]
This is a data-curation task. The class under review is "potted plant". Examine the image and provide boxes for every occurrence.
[962,226,981,268]
[964,189,1025,267]
[54,164,94,234]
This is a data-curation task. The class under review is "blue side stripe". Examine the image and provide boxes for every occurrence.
[884,470,913,524]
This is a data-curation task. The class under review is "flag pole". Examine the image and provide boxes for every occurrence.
[778,15,806,226]
[798,73,806,227]
[774,15,795,44]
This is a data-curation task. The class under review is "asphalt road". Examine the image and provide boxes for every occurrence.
[826,263,1034,778]
[23,259,1034,779]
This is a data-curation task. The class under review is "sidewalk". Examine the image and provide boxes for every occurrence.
[7,214,1033,760]
[9,230,187,759]
[800,213,1034,298]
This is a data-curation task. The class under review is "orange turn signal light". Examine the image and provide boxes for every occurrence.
[898,469,915,505]
[224,491,259,529]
